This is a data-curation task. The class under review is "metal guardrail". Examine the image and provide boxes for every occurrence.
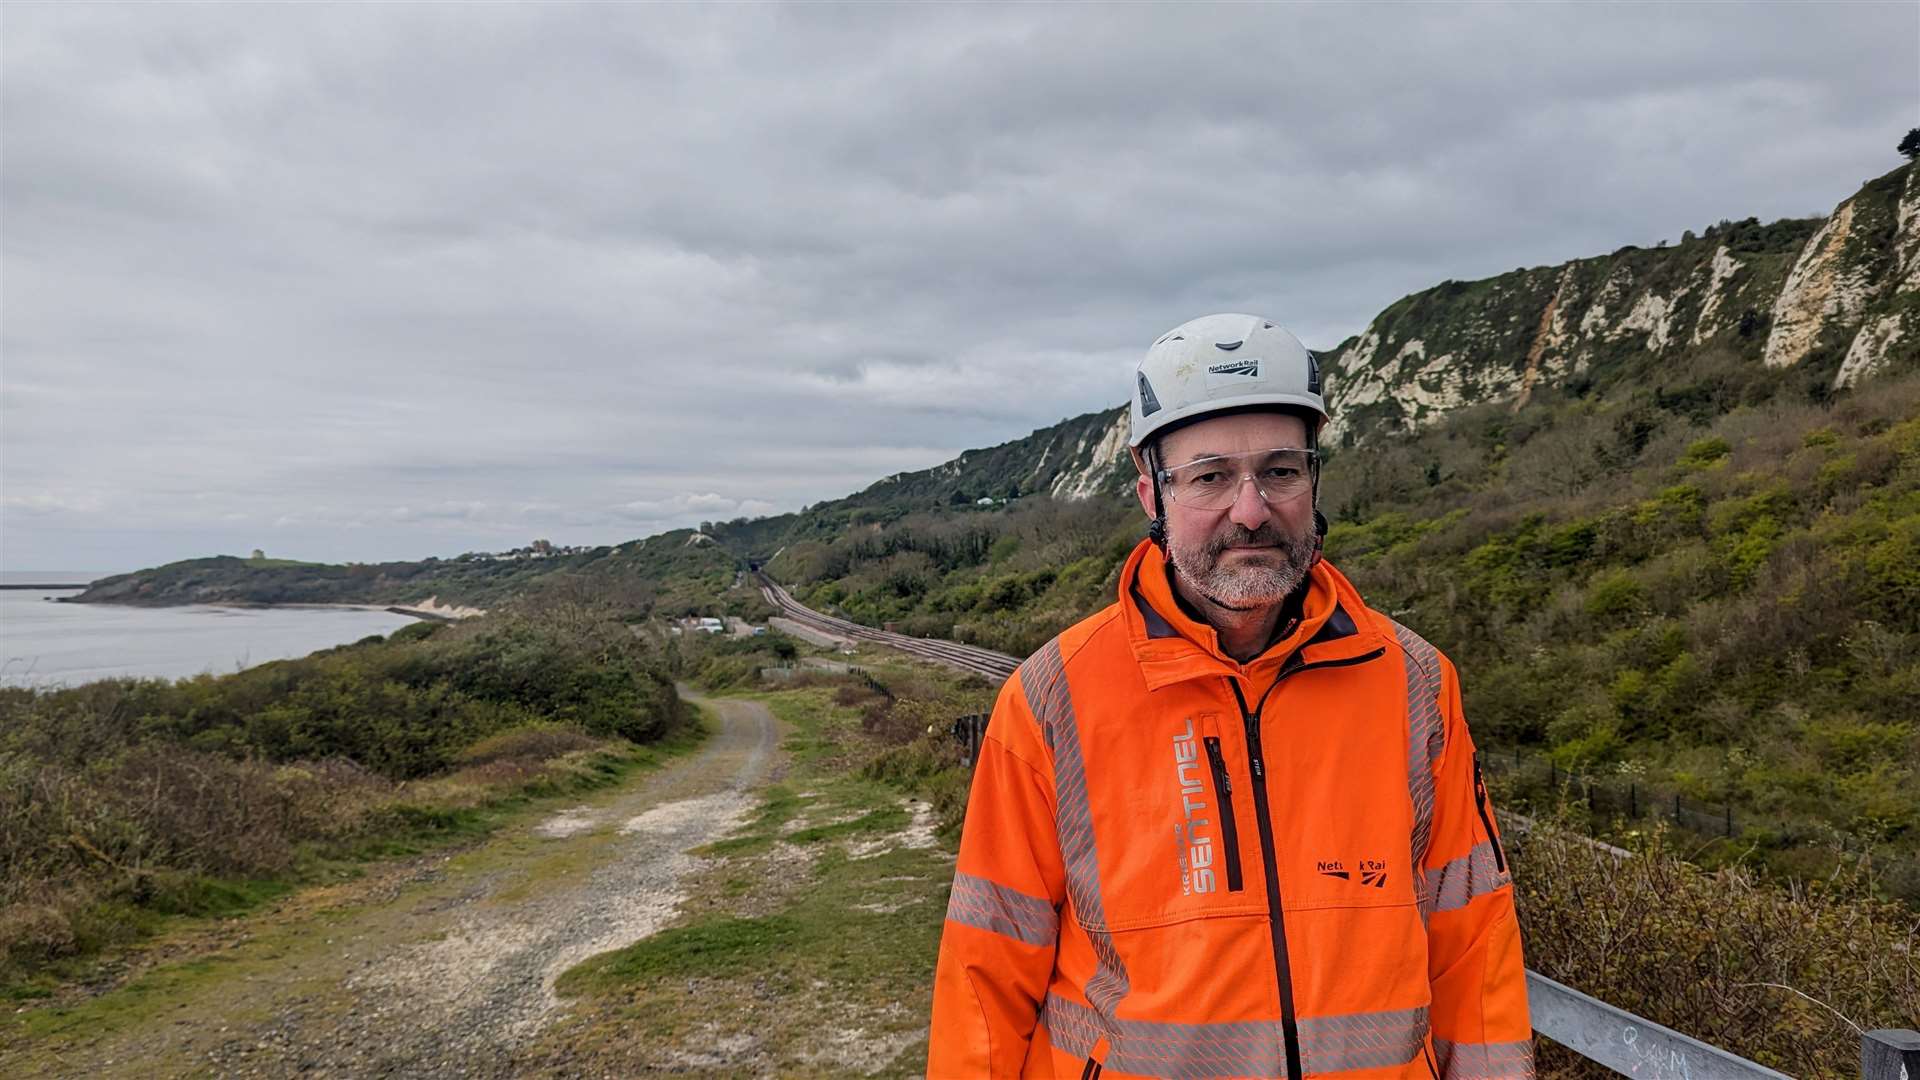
[1528,971,1791,1078]
[1862,1030,1920,1080]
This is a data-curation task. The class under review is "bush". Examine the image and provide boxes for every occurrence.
[456,725,602,768]
[1584,569,1648,626]
[1677,435,1732,469]
[0,603,692,990]
[1516,817,1920,1079]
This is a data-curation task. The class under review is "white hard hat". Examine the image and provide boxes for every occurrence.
[1129,313,1327,449]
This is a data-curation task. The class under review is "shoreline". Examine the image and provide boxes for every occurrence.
[0,601,462,690]
[46,598,488,621]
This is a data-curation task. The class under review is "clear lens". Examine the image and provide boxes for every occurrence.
[1160,448,1315,510]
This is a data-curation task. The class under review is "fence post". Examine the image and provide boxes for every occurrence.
[1861,1029,1920,1080]
[1629,783,1637,818]
[1725,804,1734,838]
[1674,792,1681,821]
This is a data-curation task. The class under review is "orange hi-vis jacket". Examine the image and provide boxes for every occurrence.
[928,539,1533,1079]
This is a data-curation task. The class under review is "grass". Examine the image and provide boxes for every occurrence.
[0,708,712,1015]
[537,685,949,1078]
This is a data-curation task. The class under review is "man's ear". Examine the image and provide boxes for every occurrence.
[1130,447,1156,520]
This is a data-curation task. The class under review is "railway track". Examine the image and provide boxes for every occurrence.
[755,572,1020,682]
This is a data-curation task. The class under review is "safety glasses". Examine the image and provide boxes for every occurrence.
[1157,447,1317,510]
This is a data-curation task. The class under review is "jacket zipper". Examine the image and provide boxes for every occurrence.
[1203,737,1244,892]
[1229,646,1385,1080]
[1472,752,1508,873]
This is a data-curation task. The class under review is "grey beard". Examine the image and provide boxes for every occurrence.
[1168,522,1315,608]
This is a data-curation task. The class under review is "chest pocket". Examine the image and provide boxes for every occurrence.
[1262,677,1422,912]
[1073,710,1268,932]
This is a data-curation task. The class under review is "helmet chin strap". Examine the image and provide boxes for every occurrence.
[1146,442,1169,550]
[1306,431,1326,571]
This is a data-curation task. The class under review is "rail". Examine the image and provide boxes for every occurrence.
[753,571,1019,681]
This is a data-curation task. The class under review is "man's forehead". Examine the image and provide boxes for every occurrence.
[1160,411,1307,462]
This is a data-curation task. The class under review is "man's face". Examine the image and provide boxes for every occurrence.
[1135,411,1318,608]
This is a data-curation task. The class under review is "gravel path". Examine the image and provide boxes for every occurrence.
[12,692,777,1080]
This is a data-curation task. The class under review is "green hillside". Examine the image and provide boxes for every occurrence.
[710,406,1131,559]
[70,530,742,618]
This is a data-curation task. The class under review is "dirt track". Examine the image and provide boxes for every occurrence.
[8,693,778,1079]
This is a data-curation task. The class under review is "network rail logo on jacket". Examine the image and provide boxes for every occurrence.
[1316,858,1390,888]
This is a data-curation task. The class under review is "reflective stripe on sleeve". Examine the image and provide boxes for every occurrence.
[1420,839,1512,917]
[1434,1036,1537,1079]
[945,871,1058,947]
[1392,621,1447,907]
[1020,640,1134,1025]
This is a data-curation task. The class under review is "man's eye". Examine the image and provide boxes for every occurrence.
[1190,471,1229,486]
[1262,467,1301,481]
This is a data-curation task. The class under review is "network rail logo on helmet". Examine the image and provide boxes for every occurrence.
[1204,357,1261,385]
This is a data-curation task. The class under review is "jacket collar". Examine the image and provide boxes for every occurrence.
[1118,537,1386,691]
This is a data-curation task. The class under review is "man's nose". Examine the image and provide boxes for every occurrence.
[1226,474,1272,532]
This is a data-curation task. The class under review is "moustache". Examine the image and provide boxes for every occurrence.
[1201,523,1296,557]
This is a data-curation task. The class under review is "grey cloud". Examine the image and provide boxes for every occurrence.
[4,2,1914,569]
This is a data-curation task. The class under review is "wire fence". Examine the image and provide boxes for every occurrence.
[950,713,989,768]
[1480,743,1920,903]
[854,667,894,704]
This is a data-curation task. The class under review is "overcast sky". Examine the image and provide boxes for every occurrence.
[4,3,1915,572]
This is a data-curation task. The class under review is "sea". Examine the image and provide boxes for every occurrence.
[0,570,420,689]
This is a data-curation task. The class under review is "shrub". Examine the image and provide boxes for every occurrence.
[389,620,444,644]
[0,605,692,990]
[1677,435,1732,470]
[1516,817,1920,1079]
[456,725,601,768]
[1583,569,1647,626]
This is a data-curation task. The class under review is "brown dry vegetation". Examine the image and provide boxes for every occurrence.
[1514,811,1920,1078]
[0,593,693,998]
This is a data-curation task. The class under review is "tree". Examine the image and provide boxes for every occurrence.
[1900,128,1920,162]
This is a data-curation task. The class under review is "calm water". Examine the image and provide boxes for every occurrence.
[0,570,419,688]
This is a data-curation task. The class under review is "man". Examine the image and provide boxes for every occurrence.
[927,314,1533,1079]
